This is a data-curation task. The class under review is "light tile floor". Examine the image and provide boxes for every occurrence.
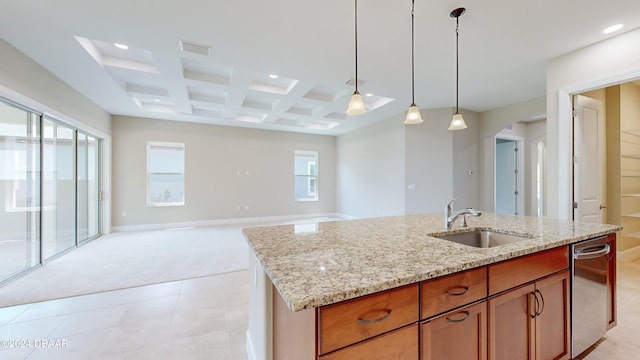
[0,270,248,360]
[0,259,639,359]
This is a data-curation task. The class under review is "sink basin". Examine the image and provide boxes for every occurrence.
[432,230,533,248]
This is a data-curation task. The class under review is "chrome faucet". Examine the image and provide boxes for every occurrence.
[445,199,482,230]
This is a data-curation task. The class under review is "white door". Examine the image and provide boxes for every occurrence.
[573,95,605,223]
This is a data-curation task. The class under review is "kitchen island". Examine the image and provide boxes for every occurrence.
[243,213,621,360]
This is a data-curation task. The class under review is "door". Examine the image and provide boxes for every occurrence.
[495,138,522,215]
[421,302,487,360]
[488,283,535,360]
[535,271,570,360]
[573,95,605,223]
[0,99,41,283]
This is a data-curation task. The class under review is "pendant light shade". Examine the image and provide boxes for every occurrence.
[404,0,423,125]
[405,104,423,124]
[346,0,367,116]
[448,113,467,130]
[347,92,366,115]
[448,7,467,131]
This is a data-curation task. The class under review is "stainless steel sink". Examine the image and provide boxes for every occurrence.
[432,230,533,248]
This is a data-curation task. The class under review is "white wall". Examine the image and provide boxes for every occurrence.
[336,114,405,218]
[547,28,640,220]
[111,116,336,229]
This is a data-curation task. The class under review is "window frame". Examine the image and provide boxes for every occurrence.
[146,141,185,207]
[294,150,319,202]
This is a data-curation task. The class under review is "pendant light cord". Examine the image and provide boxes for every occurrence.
[411,0,416,105]
[455,15,460,113]
[354,0,359,93]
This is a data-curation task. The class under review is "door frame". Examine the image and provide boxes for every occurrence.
[494,133,525,216]
[557,70,640,220]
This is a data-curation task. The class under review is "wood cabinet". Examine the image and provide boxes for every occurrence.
[421,301,487,360]
[318,284,418,355]
[488,270,570,360]
[606,233,617,330]
[269,240,614,360]
[319,324,418,360]
[421,267,487,319]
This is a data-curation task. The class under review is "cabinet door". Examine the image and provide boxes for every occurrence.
[488,283,535,360]
[606,233,617,330]
[534,271,570,360]
[421,301,487,360]
[319,324,418,360]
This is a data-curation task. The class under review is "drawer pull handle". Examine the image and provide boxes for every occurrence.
[357,310,393,324]
[445,286,469,296]
[446,311,470,323]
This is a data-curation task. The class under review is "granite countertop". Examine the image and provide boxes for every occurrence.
[242,212,621,312]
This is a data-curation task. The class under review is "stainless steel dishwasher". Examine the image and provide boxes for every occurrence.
[571,236,611,358]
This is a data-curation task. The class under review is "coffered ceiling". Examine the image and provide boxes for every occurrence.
[0,0,639,135]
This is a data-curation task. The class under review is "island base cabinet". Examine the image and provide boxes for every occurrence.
[534,271,570,360]
[488,270,570,360]
[421,301,487,360]
[319,324,418,360]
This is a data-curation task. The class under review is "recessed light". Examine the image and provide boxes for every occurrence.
[603,24,624,34]
[269,74,279,79]
[365,93,373,97]
[114,43,129,50]
[154,99,161,102]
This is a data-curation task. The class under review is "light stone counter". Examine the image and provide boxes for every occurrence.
[242,212,621,312]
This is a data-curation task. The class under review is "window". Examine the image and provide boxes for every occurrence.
[295,151,318,201]
[147,142,185,206]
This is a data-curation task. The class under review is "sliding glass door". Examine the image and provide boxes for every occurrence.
[41,118,76,259]
[77,131,99,243]
[0,100,40,281]
[0,97,101,282]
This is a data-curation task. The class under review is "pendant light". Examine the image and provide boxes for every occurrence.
[404,0,423,124]
[448,7,467,131]
[346,0,367,115]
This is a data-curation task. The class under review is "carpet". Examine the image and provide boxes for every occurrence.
[0,224,251,308]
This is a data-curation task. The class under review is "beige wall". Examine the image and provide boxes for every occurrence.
[336,114,405,218]
[336,107,478,218]
[479,97,547,211]
[0,38,110,135]
[606,86,621,227]
[619,83,640,251]
[111,116,336,228]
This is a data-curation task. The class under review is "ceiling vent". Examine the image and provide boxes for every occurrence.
[179,40,212,56]
[345,78,365,87]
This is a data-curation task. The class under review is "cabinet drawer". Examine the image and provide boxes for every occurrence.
[319,323,418,360]
[488,246,568,296]
[421,267,487,319]
[318,284,419,355]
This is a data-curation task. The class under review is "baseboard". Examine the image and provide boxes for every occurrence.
[618,246,640,262]
[335,212,360,220]
[246,329,257,360]
[110,212,346,232]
